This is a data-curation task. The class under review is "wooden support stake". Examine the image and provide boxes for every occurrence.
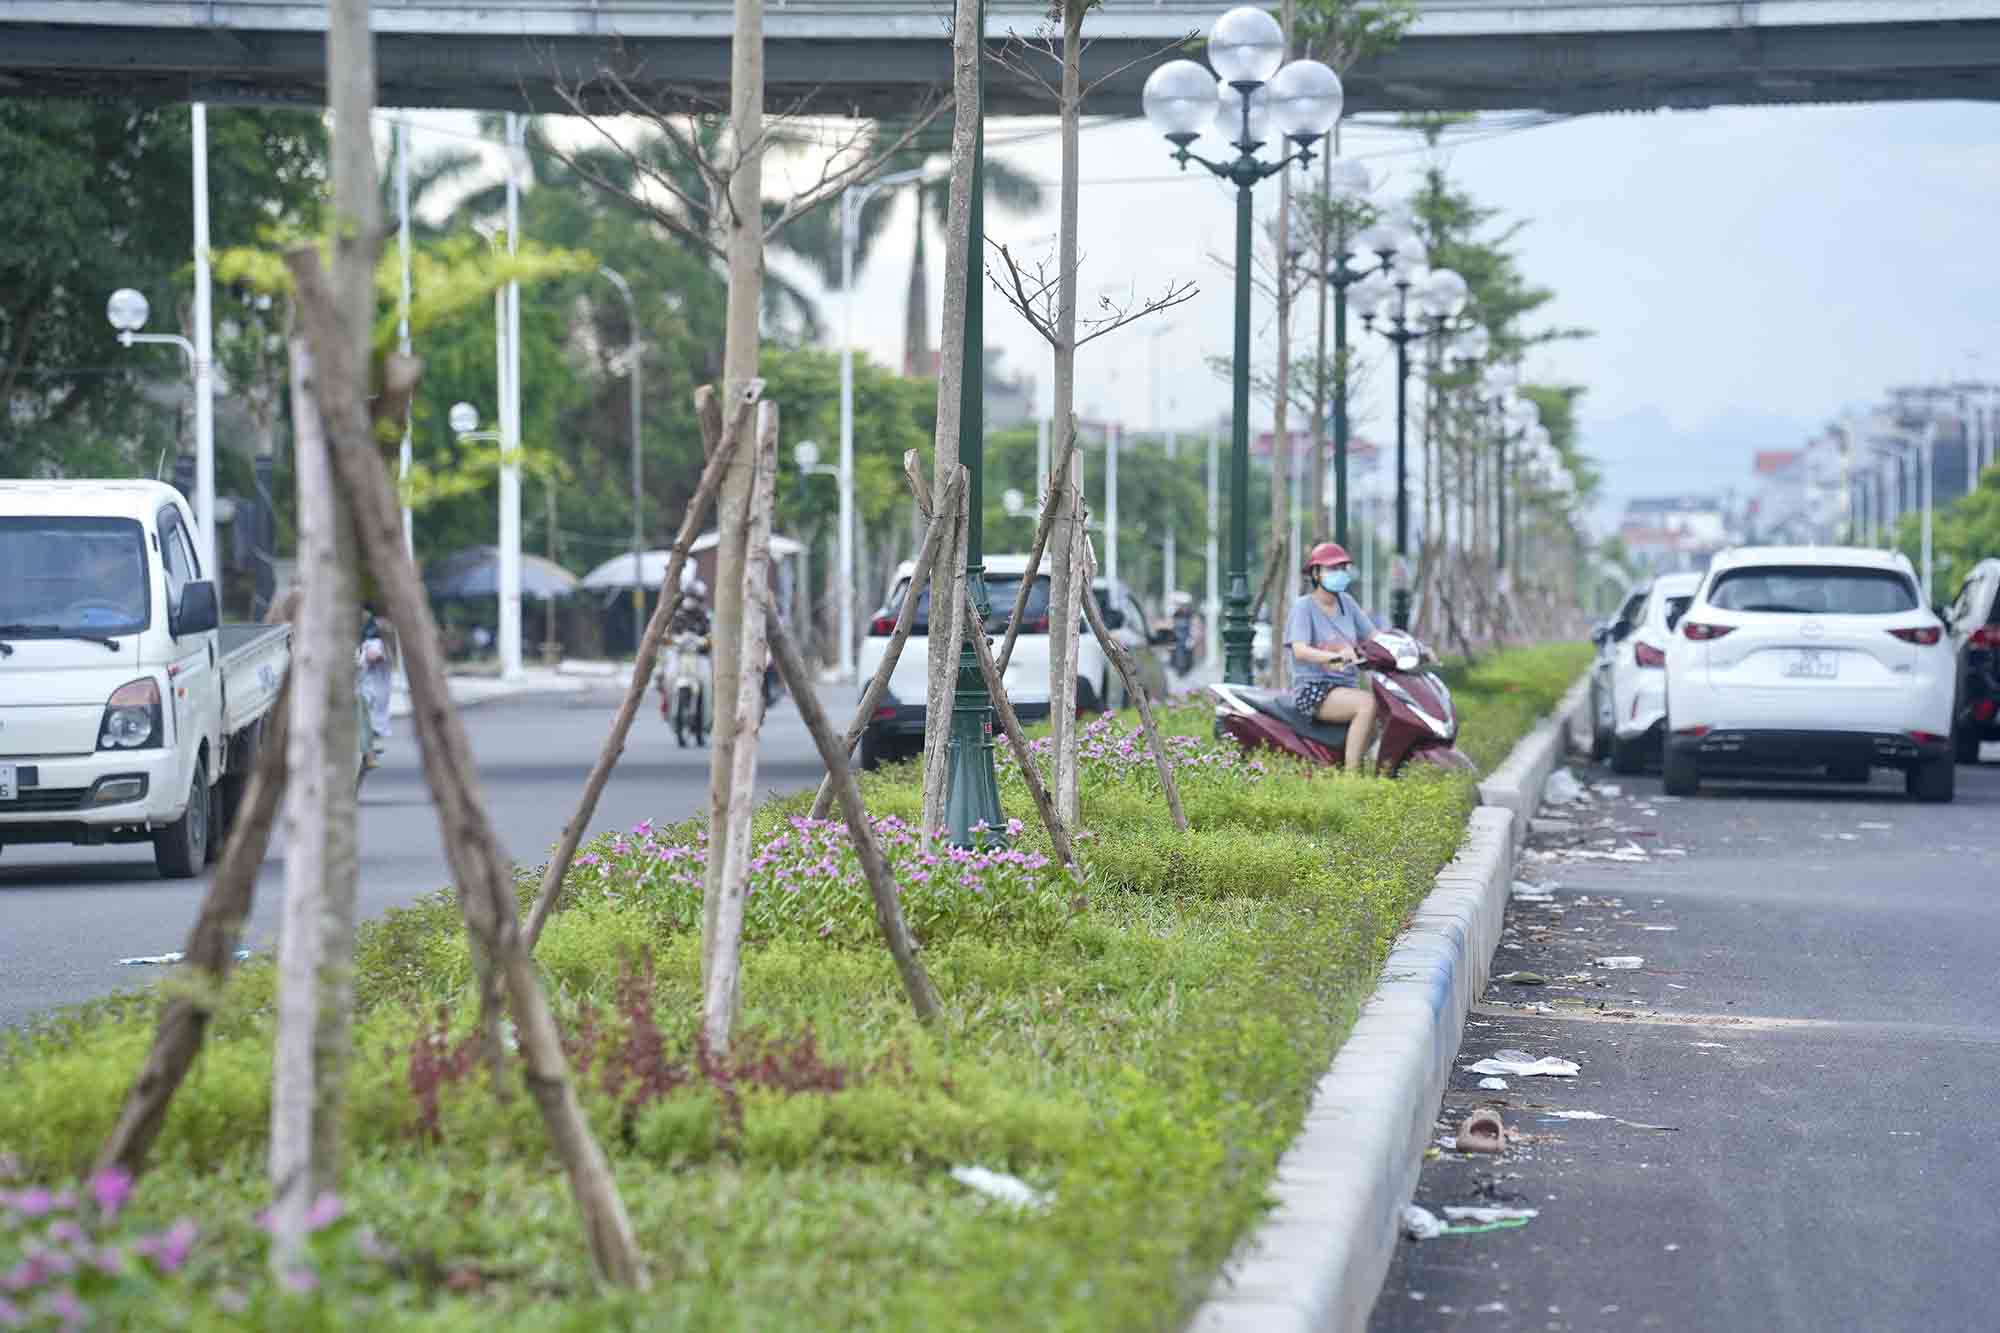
[807,466,965,820]
[767,610,943,1022]
[523,381,758,952]
[994,415,1082,676]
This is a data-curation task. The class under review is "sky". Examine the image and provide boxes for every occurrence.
[400,95,2000,535]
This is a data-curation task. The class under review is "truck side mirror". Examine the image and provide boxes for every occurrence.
[173,580,220,637]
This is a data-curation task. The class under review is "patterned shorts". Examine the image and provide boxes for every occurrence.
[1294,677,1338,718]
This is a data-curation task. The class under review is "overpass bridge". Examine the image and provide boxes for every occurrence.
[3,1,1998,117]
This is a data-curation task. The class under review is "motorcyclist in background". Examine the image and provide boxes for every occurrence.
[1283,541,1381,774]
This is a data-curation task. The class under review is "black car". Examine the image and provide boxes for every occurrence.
[1946,557,2000,763]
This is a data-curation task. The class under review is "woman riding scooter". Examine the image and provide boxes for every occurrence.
[1284,541,1380,775]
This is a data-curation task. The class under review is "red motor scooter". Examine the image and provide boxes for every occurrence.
[1208,629,1475,775]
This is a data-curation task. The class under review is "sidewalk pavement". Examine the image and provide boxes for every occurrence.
[388,660,639,719]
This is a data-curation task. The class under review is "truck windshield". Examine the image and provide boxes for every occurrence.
[0,517,150,637]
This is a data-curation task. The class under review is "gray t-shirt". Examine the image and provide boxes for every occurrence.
[1284,591,1377,689]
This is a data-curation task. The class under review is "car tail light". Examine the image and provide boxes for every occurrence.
[1682,621,1734,642]
[1975,698,1998,722]
[1971,626,2000,650]
[872,704,896,721]
[1909,730,1948,745]
[1026,616,1050,634]
[869,615,897,636]
[1633,641,1666,668]
[1674,723,1711,737]
[1887,626,1942,645]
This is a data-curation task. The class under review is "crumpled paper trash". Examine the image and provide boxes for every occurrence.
[1466,1049,1580,1078]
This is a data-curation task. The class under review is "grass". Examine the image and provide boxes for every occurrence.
[0,643,1589,1332]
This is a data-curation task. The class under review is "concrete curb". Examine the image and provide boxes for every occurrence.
[1188,673,1592,1333]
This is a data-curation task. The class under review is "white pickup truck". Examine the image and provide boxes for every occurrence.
[0,481,291,877]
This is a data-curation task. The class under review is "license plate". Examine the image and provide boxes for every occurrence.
[0,763,14,802]
[1784,649,1838,679]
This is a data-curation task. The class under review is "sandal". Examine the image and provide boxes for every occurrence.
[1457,1108,1506,1154]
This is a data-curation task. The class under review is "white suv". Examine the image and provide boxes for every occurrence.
[1662,546,1955,801]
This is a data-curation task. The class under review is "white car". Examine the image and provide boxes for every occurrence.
[853,553,1167,768]
[1589,582,1652,760]
[1601,572,1702,774]
[1661,546,1955,801]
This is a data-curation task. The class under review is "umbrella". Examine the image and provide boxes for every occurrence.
[579,532,804,591]
[423,546,579,601]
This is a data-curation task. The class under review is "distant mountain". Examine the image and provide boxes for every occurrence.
[1579,405,1815,531]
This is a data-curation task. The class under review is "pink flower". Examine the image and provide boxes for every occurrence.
[10,1189,50,1219]
[280,1268,319,1294]
[304,1193,343,1232]
[87,1168,131,1219]
[47,1221,86,1247]
[134,1219,197,1274]
[0,1296,22,1328]
[38,1289,85,1327]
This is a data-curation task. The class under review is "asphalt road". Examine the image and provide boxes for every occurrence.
[0,684,848,1030]
[1372,751,2000,1332]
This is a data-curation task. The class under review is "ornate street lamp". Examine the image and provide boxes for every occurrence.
[1142,8,1342,684]
[1357,263,1471,628]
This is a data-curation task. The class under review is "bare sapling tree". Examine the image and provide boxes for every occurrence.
[523,381,759,952]
[918,0,983,842]
[95,673,292,1184]
[987,1,1196,827]
[703,401,779,1055]
[1267,0,1299,690]
[765,608,943,1021]
[269,0,372,1269]
[806,460,964,822]
[287,250,648,1287]
[1078,538,1187,833]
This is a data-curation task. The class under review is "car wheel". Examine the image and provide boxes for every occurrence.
[1955,726,1981,765]
[1662,742,1699,797]
[153,757,211,879]
[1609,733,1647,776]
[859,725,888,771]
[1588,683,1611,761]
[1907,753,1955,803]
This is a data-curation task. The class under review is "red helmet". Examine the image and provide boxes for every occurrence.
[1303,540,1353,572]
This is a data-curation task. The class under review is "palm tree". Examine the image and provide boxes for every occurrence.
[778,123,1046,374]
[458,115,827,339]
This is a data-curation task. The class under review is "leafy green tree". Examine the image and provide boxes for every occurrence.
[0,100,326,476]
[1895,462,2000,600]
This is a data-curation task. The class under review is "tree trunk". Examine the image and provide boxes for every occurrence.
[920,478,968,841]
[1048,3,1086,827]
[270,334,361,1276]
[524,385,755,952]
[95,675,291,1185]
[702,0,768,1023]
[286,248,649,1290]
[703,402,778,1055]
[922,0,982,835]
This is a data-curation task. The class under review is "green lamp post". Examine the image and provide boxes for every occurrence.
[1142,8,1344,685]
[944,0,1007,849]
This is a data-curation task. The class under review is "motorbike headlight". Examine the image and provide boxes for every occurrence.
[99,677,163,750]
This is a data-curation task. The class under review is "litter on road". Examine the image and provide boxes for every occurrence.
[1543,1110,1608,1121]
[1466,1049,1581,1078]
[1402,1205,1534,1240]
[1641,924,1680,931]
[1595,955,1645,970]
[1544,769,1586,804]
[1478,1077,1510,1091]
[1403,1204,1447,1240]
[1501,971,1548,986]
[1511,881,1555,903]
[1444,1206,1540,1223]
[1458,1109,1507,1154]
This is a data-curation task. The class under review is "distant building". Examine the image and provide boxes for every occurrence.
[1618,495,1733,573]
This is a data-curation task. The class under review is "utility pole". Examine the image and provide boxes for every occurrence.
[1163,429,1177,610]
[397,117,414,563]
[191,103,216,578]
[1206,426,1219,665]
[498,112,525,681]
[1106,421,1120,588]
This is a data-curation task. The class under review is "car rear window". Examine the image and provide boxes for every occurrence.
[1707,565,1917,615]
[887,573,1053,633]
[1664,595,1694,629]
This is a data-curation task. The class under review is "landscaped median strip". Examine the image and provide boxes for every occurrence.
[0,645,1589,1329]
[1192,671,1593,1333]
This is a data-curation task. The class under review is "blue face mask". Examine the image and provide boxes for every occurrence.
[1320,569,1353,594]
